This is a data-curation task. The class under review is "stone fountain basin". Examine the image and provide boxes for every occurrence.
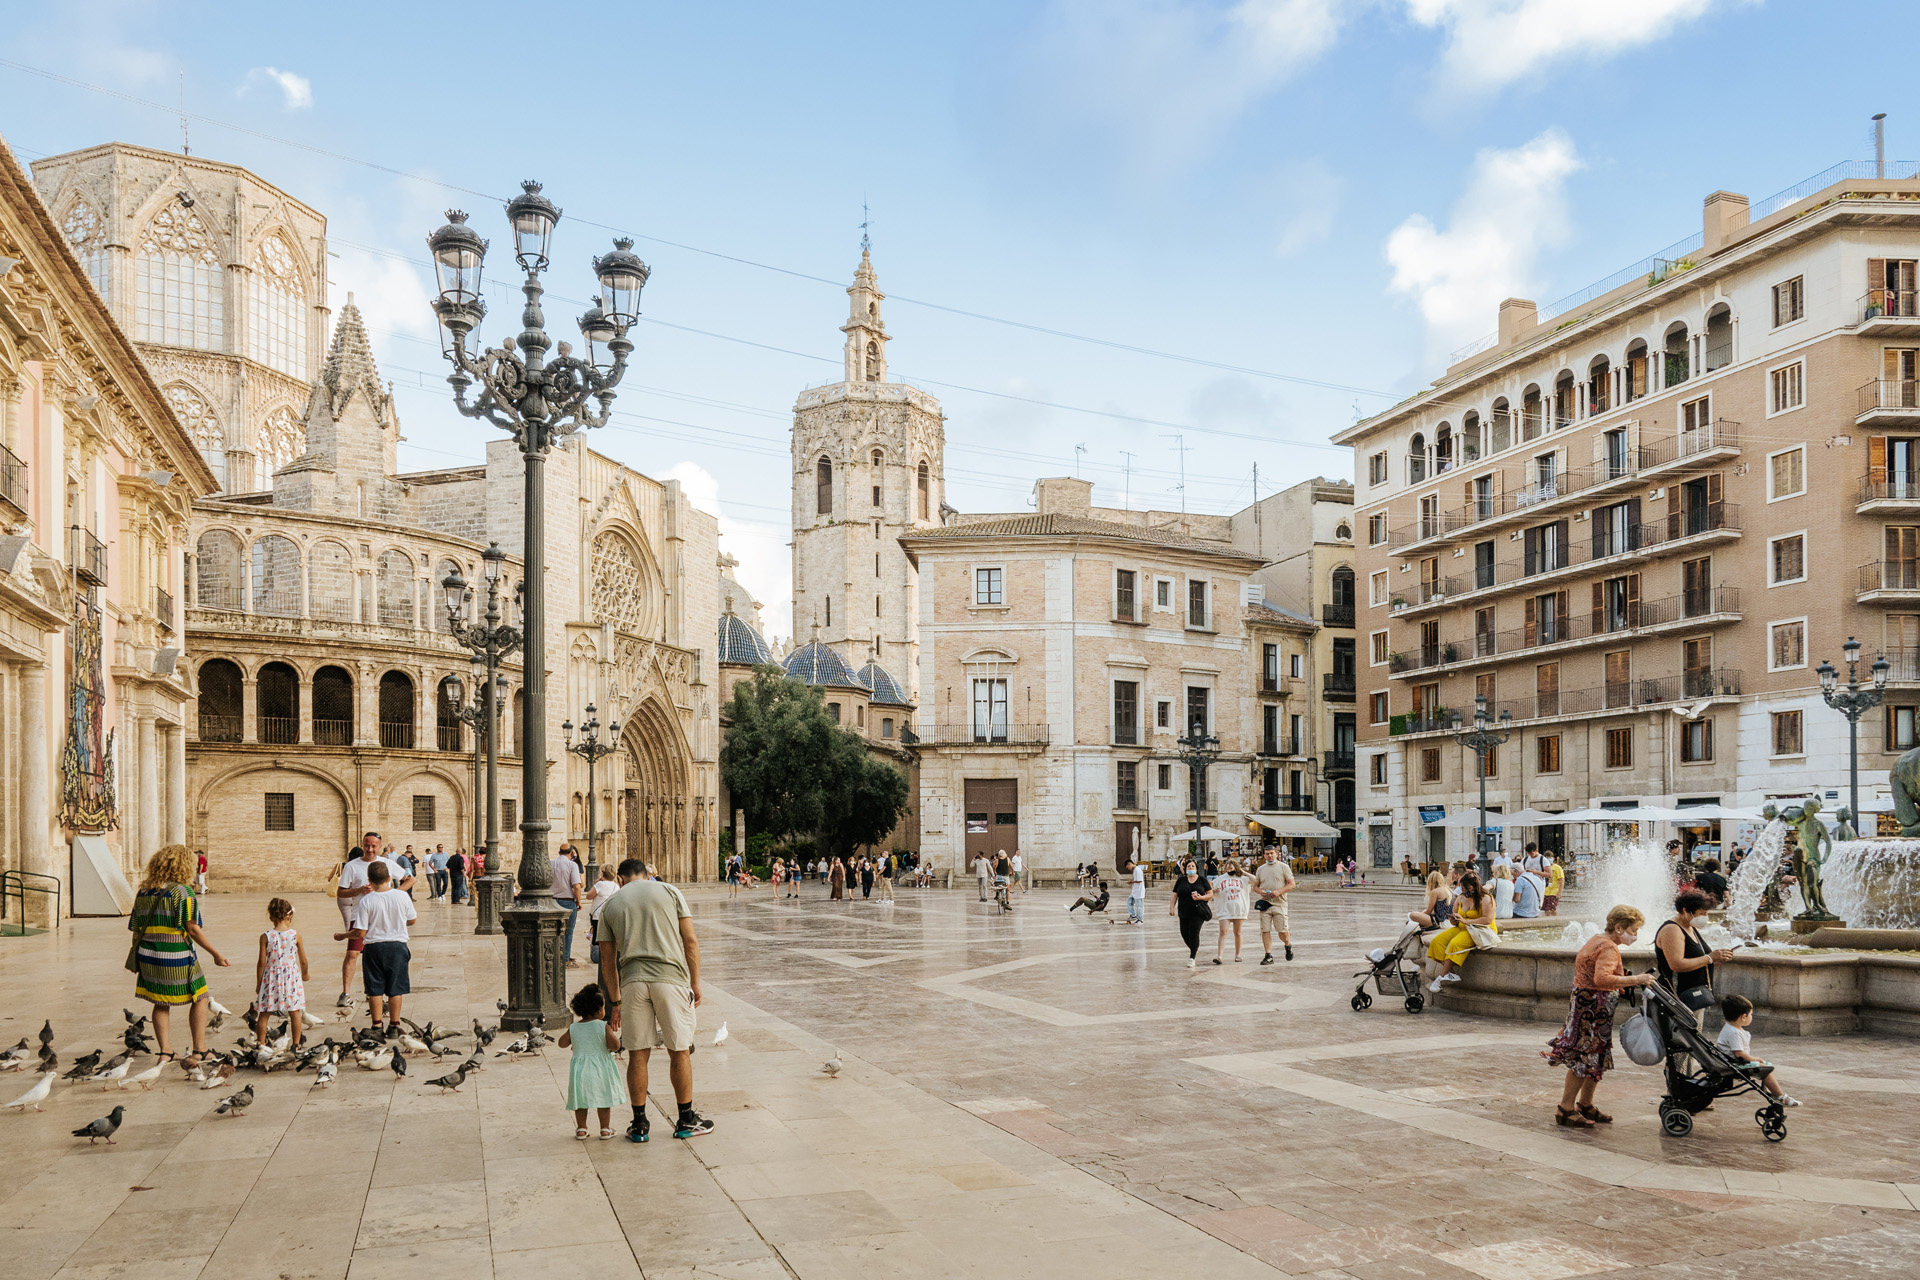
[1435,942,1920,1037]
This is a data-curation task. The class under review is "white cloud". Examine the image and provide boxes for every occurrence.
[1404,0,1721,94]
[663,461,794,645]
[241,66,313,110]
[1385,128,1581,357]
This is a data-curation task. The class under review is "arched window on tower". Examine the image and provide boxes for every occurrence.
[61,200,110,304]
[865,340,879,381]
[256,405,303,488]
[816,457,833,515]
[167,383,225,493]
[136,202,224,351]
[248,234,308,379]
[871,449,884,506]
[917,461,930,520]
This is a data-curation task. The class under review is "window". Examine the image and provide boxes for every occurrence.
[248,234,307,379]
[1605,649,1632,709]
[1772,276,1804,327]
[264,791,295,831]
[1770,534,1806,585]
[1478,745,1498,779]
[1371,630,1389,664]
[1522,519,1567,575]
[857,704,866,728]
[1369,754,1388,786]
[136,204,225,351]
[1770,362,1805,414]
[1116,761,1139,810]
[1157,763,1172,790]
[917,461,930,519]
[1772,710,1803,756]
[875,595,881,617]
[1420,748,1441,783]
[1185,686,1210,735]
[974,566,1003,605]
[871,449,884,507]
[1155,578,1172,610]
[1263,704,1280,753]
[1262,643,1279,688]
[1769,619,1807,670]
[1537,735,1561,773]
[1605,726,1633,769]
[501,798,516,834]
[1680,717,1714,763]
[1370,570,1389,606]
[881,717,894,739]
[1290,653,1304,678]
[1155,699,1171,729]
[1113,680,1139,745]
[167,384,226,494]
[412,795,436,830]
[827,702,841,725]
[1768,446,1805,500]
[1116,569,1137,620]
[1187,578,1210,628]
[816,457,833,515]
[1368,512,1387,545]
[825,596,832,626]
[1890,705,1919,751]
[1368,451,1388,485]
[1369,691,1389,724]
[971,678,1008,742]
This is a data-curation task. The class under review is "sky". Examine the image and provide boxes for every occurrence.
[2,1,1914,640]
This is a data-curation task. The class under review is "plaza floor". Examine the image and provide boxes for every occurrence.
[2,880,1918,1280]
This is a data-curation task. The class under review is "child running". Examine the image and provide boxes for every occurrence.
[255,897,310,1048]
[1717,995,1801,1107]
[561,983,629,1140]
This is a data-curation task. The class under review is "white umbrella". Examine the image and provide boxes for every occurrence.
[1169,826,1237,842]
[1503,807,1579,826]
[1670,804,1763,822]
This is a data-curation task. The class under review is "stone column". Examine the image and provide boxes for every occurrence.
[241,674,258,743]
[298,670,313,744]
[166,721,186,845]
[138,714,159,862]
[417,668,430,751]
[20,664,51,911]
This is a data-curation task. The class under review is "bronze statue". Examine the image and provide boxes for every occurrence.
[1781,798,1837,920]
[1893,744,1920,836]
[1834,804,1858,842]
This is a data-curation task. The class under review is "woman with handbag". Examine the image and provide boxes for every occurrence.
[1545,905,1656,1127]
[1425,869,1497,993]
[1169,860,1217,970]
[1655,888,1732,1069]
[129,844,232,1068]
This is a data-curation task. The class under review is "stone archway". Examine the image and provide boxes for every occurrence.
[620,696,694,882]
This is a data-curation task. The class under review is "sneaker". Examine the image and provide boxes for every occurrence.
[1439,973,1461,984]
[1782,1096,1802,1107]
[385,1023,402,1039]
[336,993,353,1009]
[1187,959,1196,970]
[1285,945,1294,961]
[1064,904,1072,912]
[1260,954,1274,966]
[1429,977,1444,993]
[673,1111,715,1139]
[628,1116,650,1143]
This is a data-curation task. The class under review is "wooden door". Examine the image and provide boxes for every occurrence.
[1535,662,1559,717]
[963,778,1018,864]
[1114,821,1140,872]
[1684,638,1712,698]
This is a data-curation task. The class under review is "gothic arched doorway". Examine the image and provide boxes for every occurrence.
[620,696,696,882]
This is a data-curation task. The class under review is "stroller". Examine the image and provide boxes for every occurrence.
[1351,918,1435,1014]
[1625,978,1787,1142]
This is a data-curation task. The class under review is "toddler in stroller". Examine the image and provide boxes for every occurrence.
[1624,979,1792,1141]
[1351,917,1436,1013]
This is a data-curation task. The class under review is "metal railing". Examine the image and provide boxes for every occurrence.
[1858,379,1920,416]
[1258,736,1301,757]
[196,582,244,611]
[311,596,354,622]
[259,716,298,745]
[1861,560,1920,593]
[1323,750,1355,775]
[1,870,61,937]
[1321,603,1354,628]
[1259,796,1318,814]
[1862,289,1920,323]
[71,527,107,585]
[437,725,464,752]
[1390,586,1742,675]
[379,721,416,749]
[911,722,1051,748]
[198,713,242,743]
[156,587,174,631]
[1394,669,1743,736]
[0,443,26,514]
[1407,507,1739,608]
[1644,419,1739,468]
[1322,672,1355,698]
[1389,452,1648,550]
[314,719,353,746]
[1860,472,1920,504]
[253,589,301,619]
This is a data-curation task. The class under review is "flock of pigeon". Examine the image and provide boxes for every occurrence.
[3,998,556,1146]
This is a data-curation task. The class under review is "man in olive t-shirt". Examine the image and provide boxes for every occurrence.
[595,858,713,1142]
[1253,849,1296,963]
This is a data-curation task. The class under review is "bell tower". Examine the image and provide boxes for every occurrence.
[842,248,888,383]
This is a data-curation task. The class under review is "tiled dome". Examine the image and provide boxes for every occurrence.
[717,612,775,666]
[781,640,864,690]
[856,659,910,706]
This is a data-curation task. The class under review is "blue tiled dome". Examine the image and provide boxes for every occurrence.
[782,640,864,690]
[717,612,775,666]
[856,659,910,706]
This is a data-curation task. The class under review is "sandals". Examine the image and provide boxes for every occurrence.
[1578,1104,1613,1124]
[1555,1106,1594,1128]
[599,1127,615,1140]
[575,1127,590,1141]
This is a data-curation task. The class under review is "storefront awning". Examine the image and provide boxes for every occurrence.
[1250,813,1340,838]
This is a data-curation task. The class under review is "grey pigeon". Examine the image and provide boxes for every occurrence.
[0,1037,29,1070]
[472,1020,497,1050]
[214,1084,254,1117]
[425,1062,470,1094]
[314,1058,338,1088]
[38,1020,53,1050]
[390,1050,407,1079]
[73,1105,124,1143]
[62,1050,102,1082]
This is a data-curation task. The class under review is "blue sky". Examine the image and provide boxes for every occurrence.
[2,1,1912,637]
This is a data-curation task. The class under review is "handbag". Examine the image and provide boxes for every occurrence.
[1463,920,1499,950]
[1194,900,1213,922]
[325,863,341,898]
[1619,997,1665,1066]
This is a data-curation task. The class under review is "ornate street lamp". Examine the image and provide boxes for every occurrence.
[563,703,621,888]
[444,544,522,936]
[1452,695,1512,879]
[427,185,644,1030]
[1173,728,1222,857]
[1818,636,1890,842]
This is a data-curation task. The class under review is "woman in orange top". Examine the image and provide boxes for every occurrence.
[1543,904,1656,1128]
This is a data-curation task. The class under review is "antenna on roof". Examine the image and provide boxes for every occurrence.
[1161,433,1189,515]
[1073,442,1086,478]
[1119,451,1134,511]
[860,199,871,255]
[180,73,190,155]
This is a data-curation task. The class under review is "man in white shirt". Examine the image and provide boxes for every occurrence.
[1253,848,1297,962]
[552,844,584,969]
[339,860,418,1035]
[974,853,990,901]
[334,833,411,1008]
[1127,859,1147,925]
[1011,850,1026,893]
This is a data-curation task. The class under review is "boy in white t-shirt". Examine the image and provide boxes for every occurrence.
[1716,995,1800,1106]
[338,861,418,1036]
[1126,859,1147,925]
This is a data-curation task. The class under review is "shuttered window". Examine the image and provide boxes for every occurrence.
[1536,734,1561,773]
[1769,620,1807,670]
[1772,276,1804,326]
[1605,727,1633,769]
[1680,718,1714,763]
[1772,710,1803,756]
[1770,363,1804,413]
[1535,662,1559,717]
[1421,749,1441,783]
[1768,447,1805,499]
[1771,534,1805,584]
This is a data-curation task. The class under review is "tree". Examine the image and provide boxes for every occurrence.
[820,730,910,856]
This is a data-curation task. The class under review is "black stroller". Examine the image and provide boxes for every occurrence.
[1351,919,1434,1014]
[1627,978,1787,1142]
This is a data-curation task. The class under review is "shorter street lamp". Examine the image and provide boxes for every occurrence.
[1174,728,1222,860]
[1452,695,1512,879]
[563,704,621,888]
[1817,637,1889,840]
[443,543,522,936]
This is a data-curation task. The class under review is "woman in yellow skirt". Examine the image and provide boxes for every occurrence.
[1426,868,1497,992]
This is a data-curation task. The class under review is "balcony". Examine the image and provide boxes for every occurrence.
[1393,506,1740,619]
[1858,289,1920,336]
[196,583,245,612]
[260,716,298,746]
[1322,671,1356,702]
[1389,446,1648,554]
[1390,586,1742,678]
[197,713,242,743]
[1258,737,1302,757]
[1859,472,1920,513]
[0,443,26,519]
[911,722,1051,750]
[156,587,175,632]
[1323,750,1355,776]
[314,719,354,746]
[1321,602,1354,628]
[71,527,107,586]
[379,721,416,749]
[437,726,464,752]
[1259,795,1318,814]
[1641,419,1740,479]
[1859,561,1920,602]
[1857,379,1920,424]
[1392,669,1742,738]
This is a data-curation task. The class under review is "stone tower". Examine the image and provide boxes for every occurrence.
[791,249,945,705]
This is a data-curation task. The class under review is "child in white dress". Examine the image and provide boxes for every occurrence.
[255,897,311,1049]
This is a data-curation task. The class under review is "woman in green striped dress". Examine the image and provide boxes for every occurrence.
[127,844,231,1064]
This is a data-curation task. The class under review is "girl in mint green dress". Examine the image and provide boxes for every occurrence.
[560,984,628,1139]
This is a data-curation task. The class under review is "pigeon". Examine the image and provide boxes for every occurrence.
[199,1062,237,1090]
[821,1053,842,1078]
[426,1061,470,1094]
[496,999,508,1013]
[122,1024,153,1055]
[73,1105,124,1143]
[63,1051,103,1082]
[6,1071,55,1111]
[713,1022,728,1047]
[121,1061,165,1091]
[301,1008,328,1027]
[91,1061,131,1088]
[494,1035,532,1059]
[214,1084,254,1117]
[206,999,233,1033]
[356,1047,394,1072]
[0,1037,29,1070]
[313,1058,338,1088]
[38,1020,53,1050]
[459,1052,486,1075]
[123,1009,143,1027]
[390,1051,407,1079]
[398,1033,429,1058]
[472,1020,497,1051]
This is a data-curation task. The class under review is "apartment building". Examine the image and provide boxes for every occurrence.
[1336,166,1920,865]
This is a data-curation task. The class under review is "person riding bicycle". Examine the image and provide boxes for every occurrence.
[992,849,1013,911]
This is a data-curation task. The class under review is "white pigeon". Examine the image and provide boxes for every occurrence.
[822,1053,842,1078]
[712,1022,728,1047]
[6,1071,56,1111]
[357,1047,394,1071]
[199,1063,237,1090]
[121,1061,165,1091]
[399,1034,430,1057]
[90,1061,131,1088]
[301,1008,328,1027]
[314,1059,338,1088]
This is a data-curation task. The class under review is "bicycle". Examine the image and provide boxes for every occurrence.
[994,878,1013,913]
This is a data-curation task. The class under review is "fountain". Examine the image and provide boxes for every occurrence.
[1820,839,1920,932]
[1724,818,1791,940]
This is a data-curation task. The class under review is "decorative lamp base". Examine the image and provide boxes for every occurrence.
[500,895,571,1032]
[473,874,512,936]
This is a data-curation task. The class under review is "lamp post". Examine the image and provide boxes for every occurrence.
[563,703,621,888]
[1452,695,1512,879]
[427,185,645,1030]
[1817,636,1890,840]
[444,543,522,936]
[1173,729,1222,860]
[446,658,484,907]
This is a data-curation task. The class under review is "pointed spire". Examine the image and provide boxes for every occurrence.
[323,292,385,413]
